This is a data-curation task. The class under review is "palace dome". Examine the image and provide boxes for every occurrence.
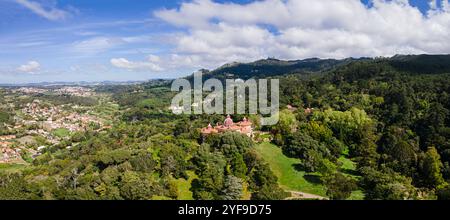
[224,115,234,127]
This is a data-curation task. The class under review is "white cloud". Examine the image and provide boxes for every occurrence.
[72,37,125,54]
[147,54,161,63]
[71,35,158,55]
[14,0,71,21]
[110,57,163,72]
[17,60,41,73]
[153,0,450,69]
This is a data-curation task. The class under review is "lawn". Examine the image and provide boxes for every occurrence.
[339,156,361,179]
[52,128,71,138]
[255,142,365,200]
[0,164,27,173]
[173,171,198,200]
[255,142,326,196]
[338,157,365,200]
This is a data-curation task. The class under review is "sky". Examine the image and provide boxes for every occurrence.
[0,0,450,84]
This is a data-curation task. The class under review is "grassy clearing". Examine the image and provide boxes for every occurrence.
[255,142,326,196]
[52,128,71,138]
[339,156,356,171]
[93,101,119,119]
[173,170,197,200]
[256,142,365,200]
[339,156,360,179]
[338,157,365,200]
[0,163,27,173]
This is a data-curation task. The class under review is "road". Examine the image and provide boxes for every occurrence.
[286,190,327,200]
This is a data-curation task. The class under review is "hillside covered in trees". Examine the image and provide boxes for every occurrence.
[1,54,450,200]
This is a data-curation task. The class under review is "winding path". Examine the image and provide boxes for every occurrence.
[286,190,327,200]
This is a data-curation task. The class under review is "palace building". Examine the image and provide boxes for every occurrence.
[201,115,253,137]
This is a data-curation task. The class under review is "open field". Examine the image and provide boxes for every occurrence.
[173,171,197,200]
[51,128,71,138]
[255,142,365,200]
[255,142,327,197]
[0,164,27,173]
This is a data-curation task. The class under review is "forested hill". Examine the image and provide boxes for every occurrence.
[2,54,450,201]
[191,54,450,200]
[191,57,358,81]
[207,58,350,79]
[191,54,450,81]
[388,54,450,74]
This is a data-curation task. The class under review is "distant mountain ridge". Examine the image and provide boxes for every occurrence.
[200,57,361,80]
[388,54,450,74]
[4,54,450,87]
[192,54,450,81]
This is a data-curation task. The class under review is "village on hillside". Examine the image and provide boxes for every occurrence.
[0,86,116,164]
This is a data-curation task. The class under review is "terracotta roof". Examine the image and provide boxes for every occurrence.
[238,117,252,126]
[201,123,218,134]
[201,115,253,136]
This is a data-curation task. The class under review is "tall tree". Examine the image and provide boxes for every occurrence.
[418,147,446,189]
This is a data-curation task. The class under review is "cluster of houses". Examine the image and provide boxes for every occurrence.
[0,87,106,165]
[0,147,22,164]
[20,100,104,133]
[0,135,16,141]
[9,99,108,149]
[201,115,254,137]
[0,135,43,164]
[13,86,94,97]
[42,112,103,132]
[169,94,217,114]
[0,135,21,164]
[1,100,106,165]
[54,87,94,97]
[22,100,60,120]
[13,87,47,94]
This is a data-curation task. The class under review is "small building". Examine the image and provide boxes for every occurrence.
[0,135,16,141]
[286,105,298,111]
[304,107,314,115]
[0,146,21,163]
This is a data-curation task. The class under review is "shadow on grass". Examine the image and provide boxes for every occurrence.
[341,168,360,176]
[304,175,323,184]
[292,163,306,172]
[292,163,323,185]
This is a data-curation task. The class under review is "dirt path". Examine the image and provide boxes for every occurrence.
[286,190,327,200]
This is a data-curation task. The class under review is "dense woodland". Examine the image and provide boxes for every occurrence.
[1,55,450,200]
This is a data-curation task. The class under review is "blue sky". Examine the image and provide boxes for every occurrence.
[0,0,448,83]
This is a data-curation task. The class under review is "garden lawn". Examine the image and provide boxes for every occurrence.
[255,142,326,196]
[173,171,197,200]
[256,142,365,200]
[338,156,365,200]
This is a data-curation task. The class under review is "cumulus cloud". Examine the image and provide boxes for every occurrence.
[17,60,41,73]
[153,0,450,69]
[15,0,71,21]
[110,57,164,72]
